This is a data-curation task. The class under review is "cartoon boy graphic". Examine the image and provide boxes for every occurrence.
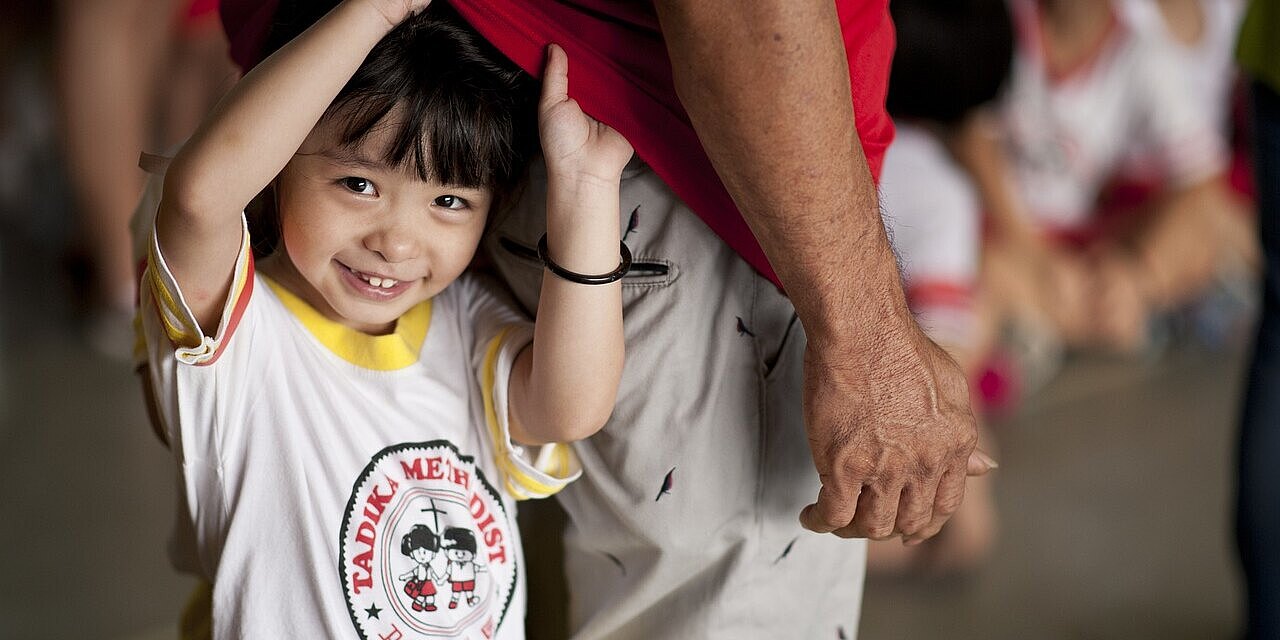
[398,524,442,612]
[442,527,486,609]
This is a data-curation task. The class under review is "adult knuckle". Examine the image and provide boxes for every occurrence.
[935,495,962,517]
[863,514,894,539]
[867,524,894,540]
[913,455,942,480]
[897,517,926,537]
[947,416,977,445]
[818,510,847,530]
[835,452,872,483]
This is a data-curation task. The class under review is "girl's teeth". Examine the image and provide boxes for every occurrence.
[363,275,399,289]
[350,267,399,288]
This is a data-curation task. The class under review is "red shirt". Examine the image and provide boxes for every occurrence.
[221,0,896,287]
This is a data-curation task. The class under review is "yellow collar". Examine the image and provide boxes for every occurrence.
[262,276,432,371]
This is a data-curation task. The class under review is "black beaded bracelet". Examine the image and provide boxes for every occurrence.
[537,233,632,285]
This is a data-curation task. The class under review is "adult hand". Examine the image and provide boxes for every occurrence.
[798,324,993,543]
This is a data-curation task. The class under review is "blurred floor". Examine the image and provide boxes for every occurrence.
[0,218,1248,638]
[0,229,194,640]
[861,347,1246,639]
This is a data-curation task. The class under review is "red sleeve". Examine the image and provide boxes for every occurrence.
[220,0,896,288]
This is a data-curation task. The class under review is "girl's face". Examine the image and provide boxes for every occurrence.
[268,112,492,335]
[411,547,432,564]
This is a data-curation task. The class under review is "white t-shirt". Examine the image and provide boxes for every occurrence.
[880,122,981,347]
[1000,0,1226,230]
[140,218,579,639]
[1116,0,1244,179]
[1117,0,1244,135]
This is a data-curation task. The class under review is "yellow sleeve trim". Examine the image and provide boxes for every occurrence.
[146,243,201,348]
[144,215,254,364]
[481,326,582,501]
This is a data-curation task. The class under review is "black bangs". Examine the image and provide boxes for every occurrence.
[322,5,537,199]
[246,2,539,256]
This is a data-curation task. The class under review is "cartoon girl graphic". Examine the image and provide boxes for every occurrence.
[398,524,442,612]
[442,527,487,609]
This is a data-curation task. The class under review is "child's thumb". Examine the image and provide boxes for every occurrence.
[966,449,998,476]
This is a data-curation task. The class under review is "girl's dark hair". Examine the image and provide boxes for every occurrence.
[249,1,538,255]
[886,0,1014,125]
[401,524,440,555]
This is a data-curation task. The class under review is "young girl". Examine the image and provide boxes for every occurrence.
[138,0,631,637]
[399,524,442,612]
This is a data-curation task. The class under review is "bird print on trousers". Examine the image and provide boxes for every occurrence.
[656,467,675,501]
[623,205,640,242]
[774,537,797,564]
[602,552,627,576]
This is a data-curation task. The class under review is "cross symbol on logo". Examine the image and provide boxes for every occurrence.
[420,498,446,532]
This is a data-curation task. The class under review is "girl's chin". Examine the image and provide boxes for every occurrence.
[340,308,401,335]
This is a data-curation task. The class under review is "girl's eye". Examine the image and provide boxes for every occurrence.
[434,195,468,210]
[340,177,377,195]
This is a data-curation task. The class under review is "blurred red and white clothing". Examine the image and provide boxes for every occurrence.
[999,0,1227,236]
[880,123,982,349]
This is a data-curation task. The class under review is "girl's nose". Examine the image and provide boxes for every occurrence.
[364,219,420,263]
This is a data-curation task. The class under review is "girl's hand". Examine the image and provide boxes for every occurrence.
[539,44,634,182]
[361,0,432,28]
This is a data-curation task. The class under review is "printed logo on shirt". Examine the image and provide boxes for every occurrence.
[340,440,516,639]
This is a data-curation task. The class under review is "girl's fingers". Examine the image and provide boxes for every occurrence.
[540,44,569,109]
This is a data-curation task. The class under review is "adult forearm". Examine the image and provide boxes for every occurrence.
[653,0,909,351]
[656,1,988,541]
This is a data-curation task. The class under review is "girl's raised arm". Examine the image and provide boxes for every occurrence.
[507,45,631,445]
[156,0,427,332]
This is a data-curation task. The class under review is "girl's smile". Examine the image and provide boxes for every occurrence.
[336,260,417,300]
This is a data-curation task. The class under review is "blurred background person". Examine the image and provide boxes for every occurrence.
[966,0,1255,382]
[1234,1,1280,638]
[1106,0,1255,350]
[873,0,1015,575]
[1113,0,1246,169]
[55,0,234,359]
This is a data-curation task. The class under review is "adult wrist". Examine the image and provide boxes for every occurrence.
[792,267,917,363]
